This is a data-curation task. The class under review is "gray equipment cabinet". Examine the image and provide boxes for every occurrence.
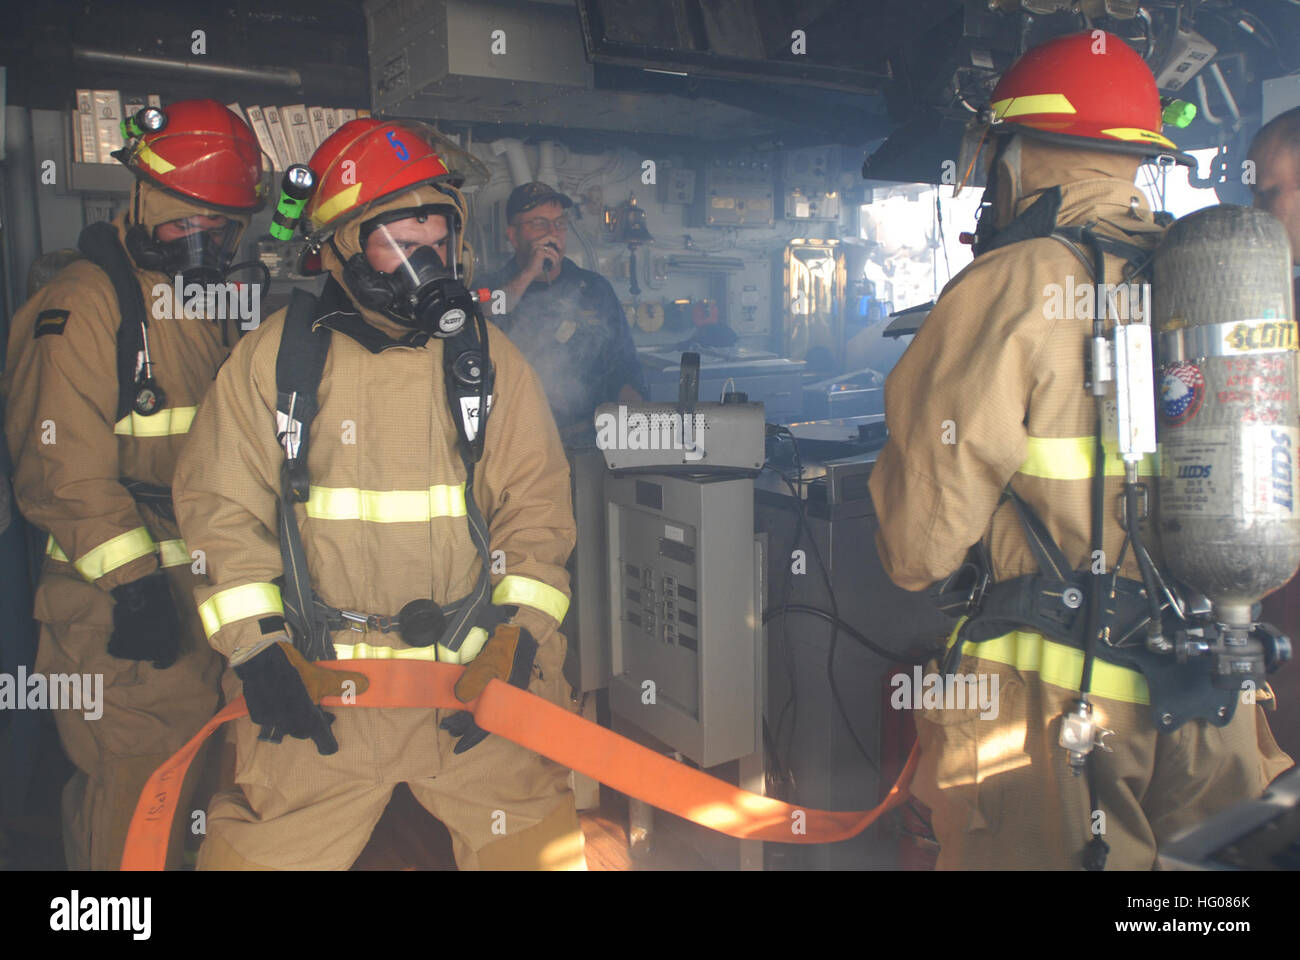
[605,472,758,768]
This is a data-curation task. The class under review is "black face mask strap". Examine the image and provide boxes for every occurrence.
[327,235,351,277]
[224,259,271,293]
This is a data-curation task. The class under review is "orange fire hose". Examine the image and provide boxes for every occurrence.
[122,660,918,870]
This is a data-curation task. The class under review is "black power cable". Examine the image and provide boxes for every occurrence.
[764,429,940,843]
[767,436,804,797]
[764,445,877,777]
[764,604,932,665]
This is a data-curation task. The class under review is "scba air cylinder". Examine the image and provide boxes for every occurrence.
[1155,204,1300,624]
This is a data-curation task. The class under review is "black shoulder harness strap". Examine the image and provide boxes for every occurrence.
[274,289,332,659]
[1052,225,1154,280]
[273,288,497,662]
[978,187,1155,283]
[945,487,1240,731]
[76,221,148,424]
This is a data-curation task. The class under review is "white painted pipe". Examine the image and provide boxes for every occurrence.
[491,138,533,187]
[536,140,558,188]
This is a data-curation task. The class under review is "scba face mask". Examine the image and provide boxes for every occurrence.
[339,206,476,338]
[126,217,267,290]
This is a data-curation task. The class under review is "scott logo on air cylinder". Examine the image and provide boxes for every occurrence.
[1272,429,1294,512]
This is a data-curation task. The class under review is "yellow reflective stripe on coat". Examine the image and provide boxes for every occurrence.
[305,484,467,522]
[113,406,197,437]
[45,535,70,563]
[47,533,188,570]
[951,626,1149,705]
[333,627,489,666]
[64,526,157,581]
[158,539,190,568]
[493,575,569,623]
[1020,436,1158,481]
[198,583,284,640]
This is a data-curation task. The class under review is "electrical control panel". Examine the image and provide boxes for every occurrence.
[783,188,841,221]
[606,474,757,766]
[782,145,836,188]
[694,156,774,228]
[657,167,697,205]
[780,145,841,221]
[727,259,772,336]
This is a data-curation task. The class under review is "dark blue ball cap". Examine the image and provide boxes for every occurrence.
[506,181,574,223]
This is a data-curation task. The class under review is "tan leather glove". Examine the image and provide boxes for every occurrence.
[442,624,539,753]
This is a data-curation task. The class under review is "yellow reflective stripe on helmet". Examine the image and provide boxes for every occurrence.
[305,483,467,523]
[955,627,1149,705]
[333,627,489,666]
[1020,436,1158,481]
[69,526,157,580]
[493,575,569,623]
[158,539,191,568]
[198,583,284,640]
[135,142,176,174]
[991,94,1076,120]
[113,406,197,437]
[1100,127,1177,148]
[312,183,363,229]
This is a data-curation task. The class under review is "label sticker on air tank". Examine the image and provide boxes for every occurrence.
[1162,433,1225,515]
[1160,362,1205,426]
[1222,319,1298,354]
[1161,426,1298,520]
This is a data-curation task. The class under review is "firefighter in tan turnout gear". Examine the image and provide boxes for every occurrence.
[172,118,587,870]
[3,100,267,869]
[869,33,1293,869]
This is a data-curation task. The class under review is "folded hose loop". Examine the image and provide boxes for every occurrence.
[122,660,918,870]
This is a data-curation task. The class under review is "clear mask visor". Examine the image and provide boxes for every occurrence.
[362,209,460,288]
[954,119,994,197]
[152,216,245,281]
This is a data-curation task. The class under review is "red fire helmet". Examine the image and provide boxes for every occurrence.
[304,119,464,238]
[115,99,268,212]
[989,31,1179,157]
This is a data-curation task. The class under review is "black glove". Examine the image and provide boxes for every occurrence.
[108,572,182,669]
[234,641,369,756]
[440,623,538,754]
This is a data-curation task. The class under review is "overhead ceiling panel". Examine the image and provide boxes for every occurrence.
[366,0,827,141]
